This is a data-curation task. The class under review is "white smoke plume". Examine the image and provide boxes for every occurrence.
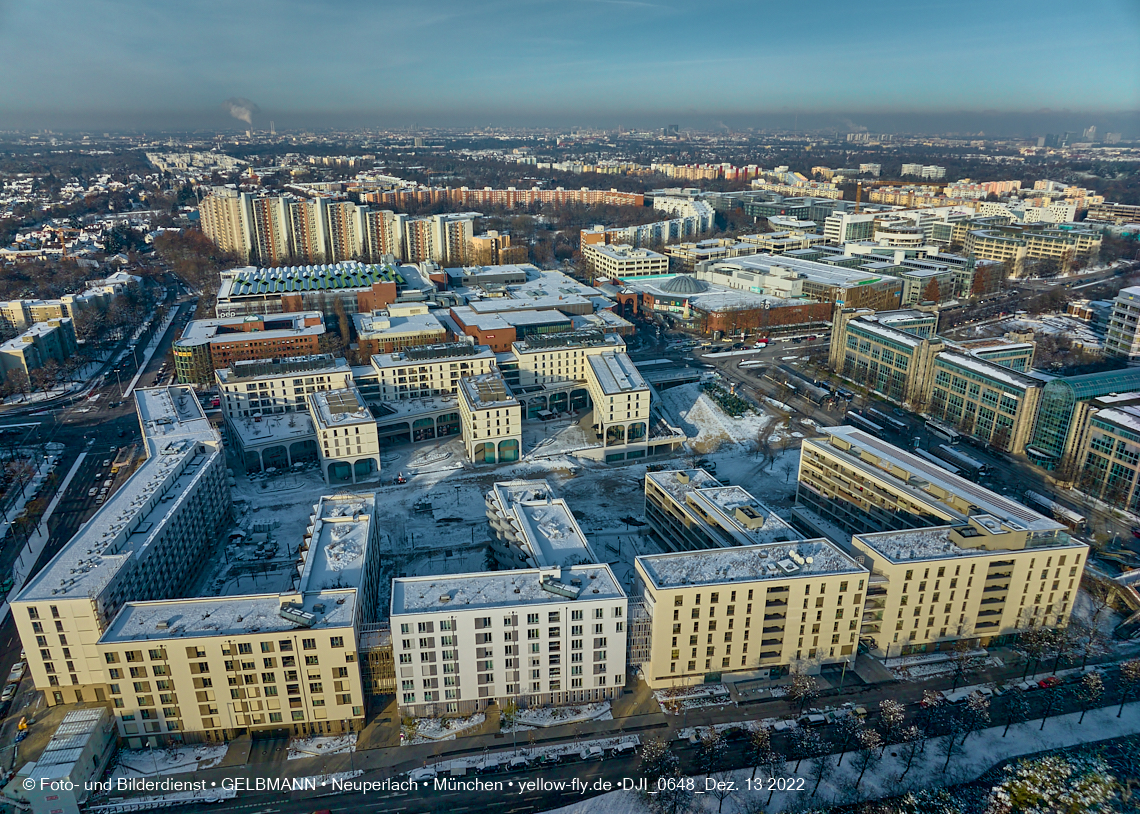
[222,97,260,125]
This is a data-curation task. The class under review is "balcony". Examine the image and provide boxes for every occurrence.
[763,613,786,621]
[765,599,788,607]
[986,571,1012,581]
[862,611,884,622]
[978,609,1002,618]
[980,597,1005,606]
[976,621,1000,630]
[761,638,783,647]
[861,622,882,633]
[762,625,785,634]
[983,584,1009,593]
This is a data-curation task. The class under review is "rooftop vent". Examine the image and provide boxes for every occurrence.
[279,604,316,628]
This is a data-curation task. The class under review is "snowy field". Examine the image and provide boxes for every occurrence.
[657,382,774,453]
[110,743,228,780]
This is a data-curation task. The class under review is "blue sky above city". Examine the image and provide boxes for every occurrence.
[1,0,1138,132]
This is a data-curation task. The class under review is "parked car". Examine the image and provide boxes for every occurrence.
[6,663,25,684]
[798,713,827,727]
[580,745,604,761]
[612,740,638,755]
[1038,676,1062,689]
[0,685,16,704]
[408,768,437,782]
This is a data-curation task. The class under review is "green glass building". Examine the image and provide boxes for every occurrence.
[1027,367,1140,468]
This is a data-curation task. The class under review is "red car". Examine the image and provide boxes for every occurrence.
[1037,676,1061,689]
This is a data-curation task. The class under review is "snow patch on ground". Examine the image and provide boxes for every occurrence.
[110,744,228,780]
[504,702,612,731]
[287,733,357,760]
[657,382,773,452]
[405,713,485,744]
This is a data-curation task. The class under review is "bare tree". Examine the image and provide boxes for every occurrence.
[853,729,882,791]
[789,672,819,715]
[1003,691,1029,737]
[896,725,925,779]
[1119,660,1140,718]
[1077,672,1104,724]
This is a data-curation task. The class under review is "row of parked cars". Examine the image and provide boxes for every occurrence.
[408,740,639,780]
[0,660,26,717]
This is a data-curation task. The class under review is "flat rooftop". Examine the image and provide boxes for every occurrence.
[100,494,374,642]
[16,388,220,604]
[587,352,650,395]
[847,316,925,349]
[814,427,1064,533]
[647,470,796,546]
[371,342,495,369]
[934,350,1039,390]
[513,330,624,353]
[460,373,517,409]
[216,354,348,384]
[217,261,404,300]
[852,523,1082,565]
[353,309,445,338]
[637,538,865,588]
[490,480,598,568]
[176,311,324,348]
[585,243,668,261]
[309,386,373,429]
[391,565,625,615]
[229,411,315,448]
[713,254,891,288]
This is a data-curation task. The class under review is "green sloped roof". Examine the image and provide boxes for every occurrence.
[1047,367,1140,400]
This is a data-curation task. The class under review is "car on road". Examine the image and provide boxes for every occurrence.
[798,713,827,727]
[408,768,437,782]
[0,685,16,704]
[7,663,25,685]
[1037,676,1062,689]
[102,459,111,467]
[88,487,98,497]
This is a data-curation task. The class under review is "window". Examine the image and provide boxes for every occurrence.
[330,636,344,648]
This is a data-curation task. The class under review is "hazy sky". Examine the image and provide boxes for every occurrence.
[2,0,1138,132]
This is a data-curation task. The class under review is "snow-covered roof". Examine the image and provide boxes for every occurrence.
[933,351,1039,391]
[853,522,1083,564]
[637,538,865,588]
[100,494,374,642]
[587,352,650,395]
[308,387,373,429]
[215,354,348,384]
[391,565,625,615]
[176,311,325,348]
[459,373,517,409]
[1094,405,1140,435]
[817,427,1064,534]
[488,480,598,568]
[16,388,221,604]
[847,317,924,349]
[229,412,316,448]
[647,470,796,547]
[352,309,445,339]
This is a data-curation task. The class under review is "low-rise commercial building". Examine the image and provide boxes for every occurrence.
[390,565,628,718]
[352,303,447,356]
[174,312,328,384]
[583,243,670,279]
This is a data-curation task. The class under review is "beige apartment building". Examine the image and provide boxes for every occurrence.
[216,355,354,419]
[370,343,498,401]
[12,387,231,708]
[852,516,1087,658]
[458,372,522,464]
[634,541,868,688]
[94,493,381,746]
[308,387,381,484]
[585,351,651,451]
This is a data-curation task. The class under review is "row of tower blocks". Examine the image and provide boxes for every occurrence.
[12,382,1086,744]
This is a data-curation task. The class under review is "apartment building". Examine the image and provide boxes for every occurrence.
[216,355,353,419]
[370,343,497,401]
[582,243,669,279]
[12,387,231,707]
[1105,286,1140,364]
[853,518,1086,658]
[390,565,628,718]
[634,540,868,687]
[662,239,757,273]
[586,351,651,452]
[174,312,328,385]
[458,373,522,464]
[308,387,381,484]
[643,469,797,553]
[795,426,1068,543]
[352,303,447,356]
[95,493,381,745]
[468,231,528,266]
[198,188,251,259]
[1087,201,1140,225]
[0,318,78,379]
[402,213,477,265]
[507,330,625,389]
[964,224,1102,274]
[485,480,598,570]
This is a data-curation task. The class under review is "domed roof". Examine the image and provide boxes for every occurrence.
[659,275,708,295]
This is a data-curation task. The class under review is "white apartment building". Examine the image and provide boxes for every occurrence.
[12,387,231,707]
[485,480,598,569]
[390,565,628,718]
[634,540,868,687]
[582,243,670,279]
[308,387,381,484]
[823,212,877,244]
[458,373,522,464]
[370,343,497,401]
[586,351,651,449]
[1106,286,1140,365]
[216,355,353,419]
[95,494,381,745]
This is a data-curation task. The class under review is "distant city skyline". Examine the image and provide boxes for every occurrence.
[1,0,1138,134]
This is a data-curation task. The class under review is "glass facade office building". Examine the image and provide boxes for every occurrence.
[1028,368,1140,467]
